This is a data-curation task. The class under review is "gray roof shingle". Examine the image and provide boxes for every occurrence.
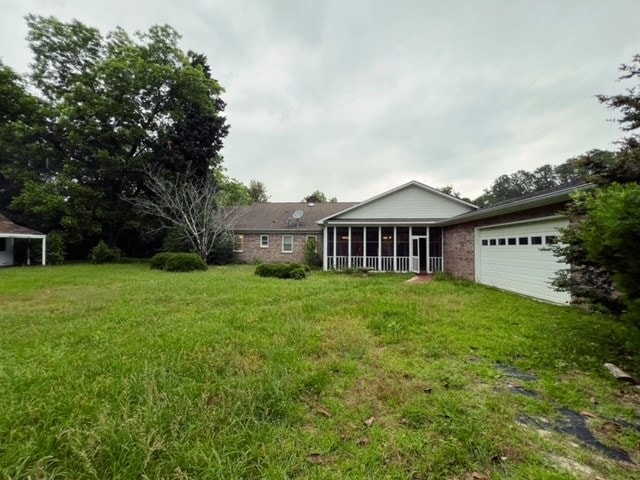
[233,202,356,232]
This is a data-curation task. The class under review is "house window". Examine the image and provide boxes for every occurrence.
[498,238,506,246]
[0,238,6,252]
[508,238,517,245]
[282,235,293,253]
[545,235,558,245]
[489,239,496,246]
[306,235,318,252]
[531,236,542,245]
[233,234,244,252]
[518,237,529,245]
[481,239,488,246]
[260,235,269,248]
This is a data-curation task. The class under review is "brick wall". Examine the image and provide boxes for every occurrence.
[235,232,322,264]
[443,203,567,280]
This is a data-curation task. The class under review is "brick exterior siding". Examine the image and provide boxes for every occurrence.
[235,232,321,264]
[443,203,567,280]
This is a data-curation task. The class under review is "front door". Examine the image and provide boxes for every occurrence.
[411,238,419,273]
[411,236,429,274]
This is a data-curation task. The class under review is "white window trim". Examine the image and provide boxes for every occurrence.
[233,234,244,253]
[282,235,293,253]
[260,234,269,248]
[306,235,318,252]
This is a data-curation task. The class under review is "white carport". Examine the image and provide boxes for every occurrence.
[0,214,47,266]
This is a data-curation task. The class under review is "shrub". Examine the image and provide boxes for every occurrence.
[255,263,307,279]
[290,267,307,280]
[164,253,208,272]
[90,240,122,264]
[150,252,177,270]
[46,231,66,265]
[303,237,322,267]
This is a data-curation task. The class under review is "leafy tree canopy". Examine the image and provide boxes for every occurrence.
[0,15,229,257]
[303,190,337,203]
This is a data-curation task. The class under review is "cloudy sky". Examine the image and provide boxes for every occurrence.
[1,1,639,201]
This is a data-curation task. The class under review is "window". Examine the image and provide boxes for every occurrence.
[545,235,558,245]
[306,235,318,252]
[0,238,6,252]
[481,239,488,246]
[233,234,244,252]
[508,238,517,245]
[518,237,529,245]
[489,239,496,246]
[498,238,506,246]
[282,235,293,253]
[531,236,542,245]
[260,235,269,248]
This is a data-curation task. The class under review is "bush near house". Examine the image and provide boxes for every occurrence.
[149,252,177,270]
[164,253,208,272]
[89,240,122,264]
[255,262,308,279]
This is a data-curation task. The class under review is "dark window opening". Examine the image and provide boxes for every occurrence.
[498,238,506,245]
[518,237,529,245]
[545,235,558,245]
[531,236,542,245]
[489,239,496,246]
[481,239,488,246]
[508,238,516,245]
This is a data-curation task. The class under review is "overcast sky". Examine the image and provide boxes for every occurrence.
[1,1,639,201]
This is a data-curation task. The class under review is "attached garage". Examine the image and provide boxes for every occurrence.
[475,217,570,304]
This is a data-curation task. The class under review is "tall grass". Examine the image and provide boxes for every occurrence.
[0,264,638,478]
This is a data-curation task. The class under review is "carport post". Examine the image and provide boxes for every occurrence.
[42,236,46,266]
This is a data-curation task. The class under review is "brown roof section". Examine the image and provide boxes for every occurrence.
[233,202,357,233]
[0,213,44,236]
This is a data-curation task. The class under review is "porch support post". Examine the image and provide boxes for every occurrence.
[348,226,352,268]
[378,227,382,271]
[333,226,336,270]
[363,226,367,268]
[393,226,397,272]
[42,236,47,266]
[322,226,328,270]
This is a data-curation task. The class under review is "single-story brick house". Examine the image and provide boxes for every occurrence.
[0,213,47,267]
[233,180,589,304]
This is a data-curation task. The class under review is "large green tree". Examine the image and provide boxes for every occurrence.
[474,163,584,206]
[1,16,229,257]
[551,54,640,316]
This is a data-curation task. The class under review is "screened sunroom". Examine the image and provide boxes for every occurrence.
[323,225,443,274]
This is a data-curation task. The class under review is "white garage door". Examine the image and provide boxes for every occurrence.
[476,217,570,304]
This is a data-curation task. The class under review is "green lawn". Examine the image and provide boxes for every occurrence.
[1,264,639,479]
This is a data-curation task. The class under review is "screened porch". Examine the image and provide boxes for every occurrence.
[323,226,443,273]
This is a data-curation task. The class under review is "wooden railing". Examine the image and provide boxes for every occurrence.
[328,256,411,272]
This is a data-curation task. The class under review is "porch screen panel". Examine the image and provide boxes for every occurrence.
[381,227,394,256]
[429,227,443,257]
[396,227,409,257]
[336,227,349,256]
[366,227,379,255]
[327,227,334,256]
[412,226,427,236]
[351,227,364,256]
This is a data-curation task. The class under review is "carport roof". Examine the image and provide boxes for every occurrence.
[0,213,45,237]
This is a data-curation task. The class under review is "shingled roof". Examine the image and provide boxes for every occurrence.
[233,202,357,233]
[0,213,44,236]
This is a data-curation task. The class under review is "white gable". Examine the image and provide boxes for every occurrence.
[335,183,475,220]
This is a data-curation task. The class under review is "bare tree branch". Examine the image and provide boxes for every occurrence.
[129,166,241,260]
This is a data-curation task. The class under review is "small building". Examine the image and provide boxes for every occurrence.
[0,213,47,267]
